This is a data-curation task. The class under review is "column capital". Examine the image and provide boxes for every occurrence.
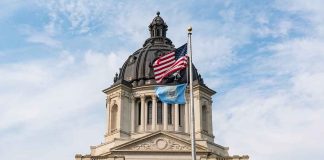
[209,99,213,105]
[106,95,112,102]
[140,94,145,101]
[130,95,135,101]
[152,94,157,100]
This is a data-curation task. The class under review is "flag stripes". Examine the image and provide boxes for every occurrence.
[153,43,188,83]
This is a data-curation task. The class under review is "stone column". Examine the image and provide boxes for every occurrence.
[106,97,110,134]
[130,96,135,133]
[163,103,168,130]
[144,97,147,132]
[208,100,213,134]
[140,95,145,132]
[152,95,157,131]
[194,95,202,133]
[174,104,179,132]
[185,99,189,133]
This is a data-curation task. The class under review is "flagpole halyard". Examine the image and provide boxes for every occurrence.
[188,26,196,160]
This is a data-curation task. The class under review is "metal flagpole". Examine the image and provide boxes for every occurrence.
[188,26,196,160]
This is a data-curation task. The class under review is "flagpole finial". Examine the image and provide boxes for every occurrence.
[188,26,192,34]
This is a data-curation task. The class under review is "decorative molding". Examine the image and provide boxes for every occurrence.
[121,90,131,98]
[195,130,215,139]
[107,129,131,136]
[122,135,191,151]
[127,55,137,66]
[109,91,121,99]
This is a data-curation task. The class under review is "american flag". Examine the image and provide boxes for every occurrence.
[153,43,188,83]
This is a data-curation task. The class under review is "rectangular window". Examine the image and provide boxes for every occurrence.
[147,101,152,124]
[178,105,181,126]
[157,102,163,124]
[202,105,208,132]
[168,104,172,124]
[138,102,141,125]
[157,29,161,36]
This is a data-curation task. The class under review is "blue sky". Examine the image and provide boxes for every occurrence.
[1,0,324,160]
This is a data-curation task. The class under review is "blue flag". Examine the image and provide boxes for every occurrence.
[155,84,186,104]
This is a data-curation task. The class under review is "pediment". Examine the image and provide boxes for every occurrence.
[111,132,207,152]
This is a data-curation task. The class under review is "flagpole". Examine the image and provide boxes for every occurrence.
[188,26,196,160]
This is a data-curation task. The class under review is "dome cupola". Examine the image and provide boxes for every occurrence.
[149,11,168,38]
[143,11,173,47]
[111,12,204,87]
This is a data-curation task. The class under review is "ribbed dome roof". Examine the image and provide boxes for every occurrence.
[112,12,204,87]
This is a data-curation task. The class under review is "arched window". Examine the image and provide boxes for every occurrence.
[147,101,152,124]
[137,102,141,125]
[202,105,208,132]
[111,104,118,132]
[157,101,163,124]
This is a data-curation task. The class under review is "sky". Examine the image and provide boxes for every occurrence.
[0,0,324,160]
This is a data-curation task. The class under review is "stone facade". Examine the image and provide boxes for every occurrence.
[75,12,249,160]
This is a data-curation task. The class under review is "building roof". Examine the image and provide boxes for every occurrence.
[112,12,205,87]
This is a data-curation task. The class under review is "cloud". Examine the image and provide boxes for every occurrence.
[19,24,62,48]
[212,1,324,159]
[275,0,324,37]
[2,1,324,160]
[0,50,127,160]
[214,86,324,159]
[26,32,62,47]
[0,0,26,20]
[39,0,112,35]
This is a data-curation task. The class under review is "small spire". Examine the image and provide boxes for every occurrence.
[157,11,160,16]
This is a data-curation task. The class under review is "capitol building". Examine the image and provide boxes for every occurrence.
[75,12,249,160]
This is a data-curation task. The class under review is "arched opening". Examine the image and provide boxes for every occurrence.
[202,105,208,132]
[111,104,118,132]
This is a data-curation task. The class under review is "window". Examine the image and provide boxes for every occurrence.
[157,29,161,36]
[178,105,182,126]
[157,101,163,124]
[111,104,118,132]
[147,101,152,124]
[202,105,208,132]
[137,102,141,125]
[168,104,172,124]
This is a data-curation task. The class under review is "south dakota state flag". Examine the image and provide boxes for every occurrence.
[155,84,186,104]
